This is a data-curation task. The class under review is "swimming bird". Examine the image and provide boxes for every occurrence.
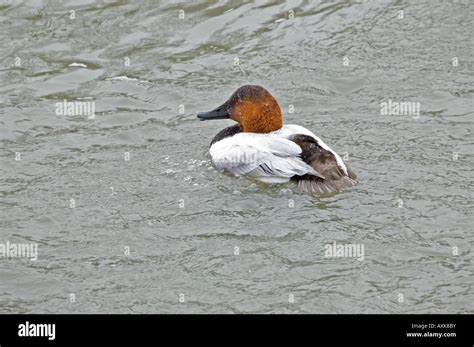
[197,85,357,193]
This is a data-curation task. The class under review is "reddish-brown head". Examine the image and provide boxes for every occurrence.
[197,85,283,133]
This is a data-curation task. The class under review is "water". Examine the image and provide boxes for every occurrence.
[0,0,473,313]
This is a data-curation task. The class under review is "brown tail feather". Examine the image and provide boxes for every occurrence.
[290,134,357,193]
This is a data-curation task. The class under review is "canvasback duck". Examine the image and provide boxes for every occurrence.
[197,85,357,193]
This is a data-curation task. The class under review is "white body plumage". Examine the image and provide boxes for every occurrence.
[209,124,347,183]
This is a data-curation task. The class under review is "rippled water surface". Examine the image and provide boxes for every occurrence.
[1,0,473,313]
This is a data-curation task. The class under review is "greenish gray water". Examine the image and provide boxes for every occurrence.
[0,0,473,313]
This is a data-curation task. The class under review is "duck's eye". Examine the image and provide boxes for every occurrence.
[234,99,242,105]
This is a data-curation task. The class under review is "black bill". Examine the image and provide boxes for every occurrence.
[197,102,229,121]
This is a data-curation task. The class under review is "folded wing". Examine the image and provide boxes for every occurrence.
[209,133,324,183]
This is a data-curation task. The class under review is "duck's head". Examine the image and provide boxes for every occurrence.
[197,85,283,133]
